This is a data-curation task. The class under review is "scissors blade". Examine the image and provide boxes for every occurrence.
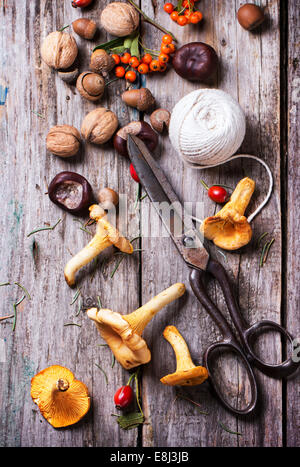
[127,135,209,271]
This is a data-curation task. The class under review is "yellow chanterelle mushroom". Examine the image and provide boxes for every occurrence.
[64,204,133,286]
[87,283,186,370]
[160,325,208,386]
[200,177,255,251]
[31,365,90,428]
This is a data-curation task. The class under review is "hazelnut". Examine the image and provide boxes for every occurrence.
[58,68,79,83]
[98,187,119,210]
[121,88,155,112]
[113,121,158,158]
[81,108,118,145]
[76,72,105,101]
[72,18,97,40]
[90,49,115,77]
[100,2,139,37]
[173,42,218,82]
[46,125,81,157]
[150,109,171,133]
[48,171,93,214]
[237,4,265,31]
[41,31,78,70]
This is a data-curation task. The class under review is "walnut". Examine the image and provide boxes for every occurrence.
[41,31,78,70]
[46,125,81,157]
[100,2,139,37]
[90,49,115,77]
[81,108,118,145]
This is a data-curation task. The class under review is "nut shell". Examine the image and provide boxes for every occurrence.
[72,18,97,39]
[46,125,81,157]
[81,108,118,144]
[58,68,79,83]
[173,42,218,82]
[100,2,139,37]
[48,171,93,214]
[41,31,78,70]
[90,49,115,76]
[150,109,171,133]
[122,88,155,112]
[237,4,265,30]
[76,72,105,101]
[113,121,158,158]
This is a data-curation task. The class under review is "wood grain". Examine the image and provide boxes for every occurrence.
[0,0,298,447]
[286,0,300,448]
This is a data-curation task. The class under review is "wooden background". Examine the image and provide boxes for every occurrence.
[0,0,299,447]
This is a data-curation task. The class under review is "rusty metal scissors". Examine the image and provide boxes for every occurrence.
[127,135,299,416]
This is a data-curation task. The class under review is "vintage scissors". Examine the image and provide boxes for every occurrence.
[127,135,299,416]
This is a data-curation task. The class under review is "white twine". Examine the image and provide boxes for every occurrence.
[169,89,273,223]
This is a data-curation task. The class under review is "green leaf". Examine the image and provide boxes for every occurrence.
[124,37,133,49]
[116,412,144,430]
[130,34,140,58]
[110,45,126,55]
[93,37,124,52]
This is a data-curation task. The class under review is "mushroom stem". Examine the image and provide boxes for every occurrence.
[56,378,70,391]
[225,177,255,216]
[64,223,112,287]
[163,326,196,372]
[123,283,185,336]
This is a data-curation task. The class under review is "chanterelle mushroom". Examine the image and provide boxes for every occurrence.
[64,204,133,286]
[160,326,208,386]
[87,283,186,370]
[31,365,90,428]
[200,177,255,250]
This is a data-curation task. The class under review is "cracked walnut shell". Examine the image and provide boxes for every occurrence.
[81,108,118,145]
[41,31,78,70]
[46,125,81,157]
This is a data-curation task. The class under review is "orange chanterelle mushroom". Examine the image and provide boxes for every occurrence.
[31,365,90,428]
[200,177,255,251]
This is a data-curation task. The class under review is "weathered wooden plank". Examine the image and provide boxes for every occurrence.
[286,0,300,448]
[140,0,282,447]
[0,0,139,447]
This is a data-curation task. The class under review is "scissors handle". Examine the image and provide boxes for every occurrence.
[189,263,258,415]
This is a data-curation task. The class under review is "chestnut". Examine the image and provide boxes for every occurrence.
[172,42,218,82]
[113,121,158,158]
[237,4,265,31]
[48,171,93,214]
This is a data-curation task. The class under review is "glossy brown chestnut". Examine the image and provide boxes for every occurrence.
[237,4,265,31]
[172,42,218,82]
[113,121,158,158]
[48,171,93,214]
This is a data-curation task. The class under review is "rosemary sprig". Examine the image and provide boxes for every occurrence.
[111,355,116,369]
[256,231,269,247]
[31,110,45,119]
[27,218,61,237]
[218,421,243,436]
[95,362,108,385]
[70,288,81,306]
[75,298,82,317]
[14,282,31,300]
[262,238,275,264]
[64,322,82,328]
[176,393,210,415]
[12,295,26,331]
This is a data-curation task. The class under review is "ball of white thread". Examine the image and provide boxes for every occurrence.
[169,89,246,167]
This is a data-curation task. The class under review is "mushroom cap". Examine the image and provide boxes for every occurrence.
[200,177,255,250]
[87,308,151,370]
[89,204,133,254]
[160,366,208,386]
[31,365,90,428]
